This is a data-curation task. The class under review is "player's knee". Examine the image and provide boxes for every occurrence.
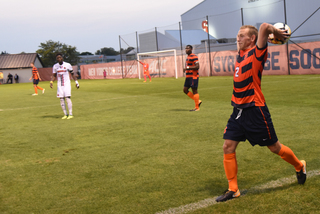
[223,142,236,154]
[267,142,281,154]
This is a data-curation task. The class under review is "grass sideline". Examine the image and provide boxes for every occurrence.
[0,75,319,214]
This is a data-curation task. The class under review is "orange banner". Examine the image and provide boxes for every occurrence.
[79,41,320,79]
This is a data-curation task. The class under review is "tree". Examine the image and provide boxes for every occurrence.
[36,40,80,67]
[120,47,135,54]
[95,47,119,56]
[79,51,93,56]
[1,51,9,55]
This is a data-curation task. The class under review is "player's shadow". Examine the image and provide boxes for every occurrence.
[203,177,299,197]
[200,178,228,196]
[170,109,190,111]
[41,115,62,119]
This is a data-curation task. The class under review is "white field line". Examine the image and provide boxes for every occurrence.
[155,169,320,214]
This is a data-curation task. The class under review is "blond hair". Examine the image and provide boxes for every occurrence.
[240,25,258,44]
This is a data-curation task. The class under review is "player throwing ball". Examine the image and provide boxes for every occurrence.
[50,53,79,119]
[216,23,306,202]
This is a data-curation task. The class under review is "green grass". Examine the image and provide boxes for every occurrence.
[0,75,319,214]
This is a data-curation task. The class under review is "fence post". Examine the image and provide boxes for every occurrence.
[179,22,185,77]
[119,35,124,79]
[283,0,291,75]
[206,16,213,76]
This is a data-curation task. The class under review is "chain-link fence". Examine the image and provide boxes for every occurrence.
[115,1,320,78]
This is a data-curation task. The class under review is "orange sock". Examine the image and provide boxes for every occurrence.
[194,94,199,109]
[187,91,194,100]
[223,152,238,192]
[34,87,38,94]
[37,86,43,90]
[277,144,303,172]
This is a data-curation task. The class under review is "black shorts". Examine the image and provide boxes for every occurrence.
[223,105,278,146]
[184,78,199,88]
[33,79,39,85]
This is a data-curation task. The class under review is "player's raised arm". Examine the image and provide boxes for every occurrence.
[257,23,290,48]
[136,59,144,65]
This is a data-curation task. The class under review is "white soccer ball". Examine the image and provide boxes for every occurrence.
[268,22,291,45]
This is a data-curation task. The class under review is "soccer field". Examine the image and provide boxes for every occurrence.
[0,75,319,214]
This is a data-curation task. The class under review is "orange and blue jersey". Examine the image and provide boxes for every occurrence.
[32,67,39,80]
[185,53,199,79]
[231,44,268,108]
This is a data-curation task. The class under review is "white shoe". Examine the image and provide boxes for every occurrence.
[32,93,38,96]
[42,89,45,94]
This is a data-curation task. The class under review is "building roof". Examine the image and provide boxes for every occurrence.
[0,53,43,69]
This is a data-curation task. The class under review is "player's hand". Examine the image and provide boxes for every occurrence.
[75,80,79,89]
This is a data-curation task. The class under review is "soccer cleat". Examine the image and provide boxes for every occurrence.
[67,115,74,120]
[216,189,240,202]
[143,81,146,83]
[32,93,38,96]
[198,100,202,107]
[42,89,45,94]
[61,115,68,119]
[296,160,306,184]
[190,108,200,111]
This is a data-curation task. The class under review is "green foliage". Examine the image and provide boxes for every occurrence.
[36,40,80,67]
[0,75,319,213]
[121,46,135,54]
[95,47,135,56]
[95,47,119,56]
[79,51,94,55]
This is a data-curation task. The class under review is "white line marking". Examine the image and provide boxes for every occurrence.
[155,169,320,214]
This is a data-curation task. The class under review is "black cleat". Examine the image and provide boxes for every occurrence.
[216,189,240,202]
[296,160,306,184]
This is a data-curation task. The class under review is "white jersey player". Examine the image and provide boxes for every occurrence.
[50,53,79,119]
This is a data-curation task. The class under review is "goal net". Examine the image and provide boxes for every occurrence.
[137,49,178,79]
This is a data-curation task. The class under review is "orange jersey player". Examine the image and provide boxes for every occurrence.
[137,60,151,82]
[216,23,305,202]
[29,62,45,96]
[183,45,202,111]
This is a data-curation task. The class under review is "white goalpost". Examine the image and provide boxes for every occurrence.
[137,49,178,79]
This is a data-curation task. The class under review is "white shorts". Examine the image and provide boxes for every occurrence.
[57,85,71,98]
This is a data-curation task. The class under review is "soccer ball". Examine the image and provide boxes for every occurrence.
[268,22,291,45]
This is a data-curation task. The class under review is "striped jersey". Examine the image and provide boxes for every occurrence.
[32,67,39,80]
[231,44,268,108]
[52,62,73,87]
[185,53,199,79]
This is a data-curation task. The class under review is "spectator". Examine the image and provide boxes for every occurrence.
[7,73,13,84]
[14,73,19,83]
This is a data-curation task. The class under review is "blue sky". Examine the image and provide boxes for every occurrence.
[1,0,203,54]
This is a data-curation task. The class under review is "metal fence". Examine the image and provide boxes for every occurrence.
[119,0,320,77]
